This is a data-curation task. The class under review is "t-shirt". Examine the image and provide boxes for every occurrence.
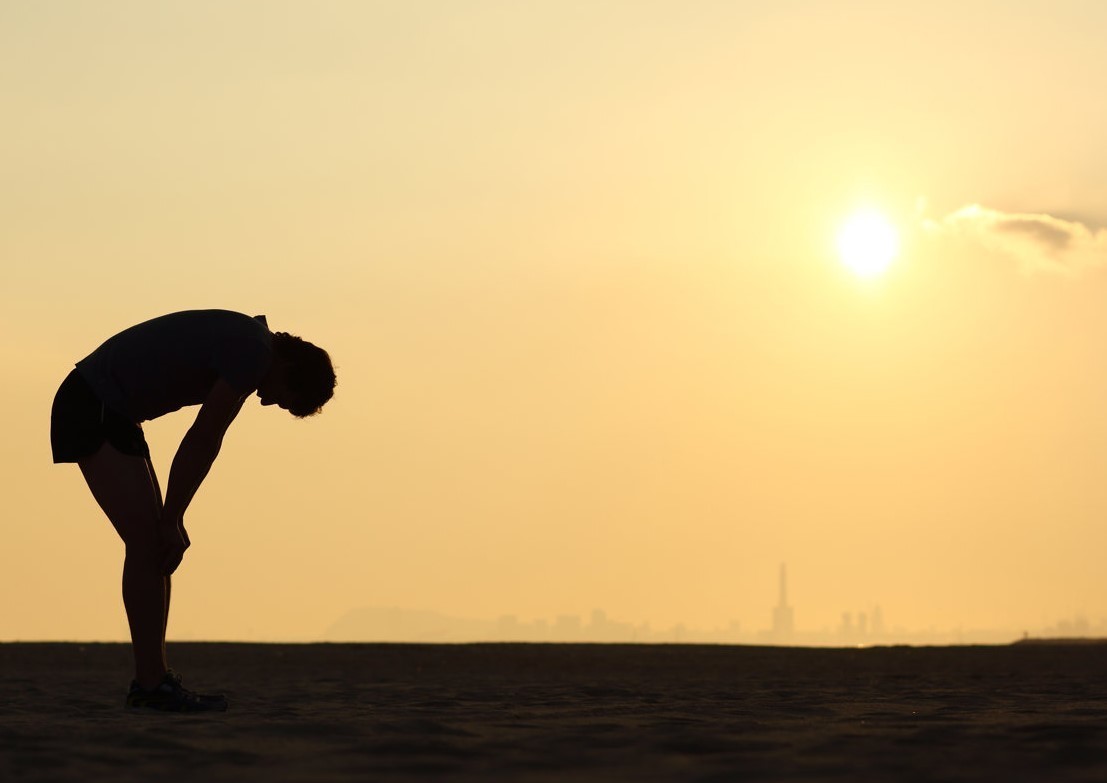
[75,310,273,423]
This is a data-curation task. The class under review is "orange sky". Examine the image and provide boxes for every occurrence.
[5,1,1107,642]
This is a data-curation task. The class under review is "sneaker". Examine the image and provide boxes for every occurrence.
[164,669,227,706]
[126,670,228,712]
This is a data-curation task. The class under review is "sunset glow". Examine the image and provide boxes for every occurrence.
[7,1,1107,647]
[837,209,900,280]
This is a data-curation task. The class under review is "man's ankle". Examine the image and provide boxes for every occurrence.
[135,670,168,691]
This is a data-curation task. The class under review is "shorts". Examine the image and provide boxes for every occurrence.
[50,369,150,463]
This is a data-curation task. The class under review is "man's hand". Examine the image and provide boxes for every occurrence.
[159,514,191,575]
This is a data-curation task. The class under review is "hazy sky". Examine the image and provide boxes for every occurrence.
[6,0,1107,641]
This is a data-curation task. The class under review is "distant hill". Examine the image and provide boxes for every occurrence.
[323,607,496,642]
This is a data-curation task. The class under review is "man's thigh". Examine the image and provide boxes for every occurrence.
[78,442,162,553]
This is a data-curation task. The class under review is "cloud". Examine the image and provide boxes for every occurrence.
[923,204,1107,275]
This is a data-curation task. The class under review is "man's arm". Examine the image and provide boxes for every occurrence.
[159,379,250,574]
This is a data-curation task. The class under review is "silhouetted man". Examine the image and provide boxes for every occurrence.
[50,310,336,712]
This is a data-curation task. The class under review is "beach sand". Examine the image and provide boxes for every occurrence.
[2,642,1106,782]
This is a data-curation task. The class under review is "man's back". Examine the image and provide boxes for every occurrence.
[76,310,273,423]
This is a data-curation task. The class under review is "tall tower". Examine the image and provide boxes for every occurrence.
[772,563,794,639]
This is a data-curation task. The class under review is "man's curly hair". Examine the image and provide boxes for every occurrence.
[272,331,336,417]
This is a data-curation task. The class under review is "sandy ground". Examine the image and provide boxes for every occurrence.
[2,642,1106,782]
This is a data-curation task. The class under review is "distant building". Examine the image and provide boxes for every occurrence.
[841,611,853,636]
[554,614,581,640]
[772,563,795,639]
[872,605,885,636]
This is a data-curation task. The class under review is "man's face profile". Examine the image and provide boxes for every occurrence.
[257,361,295,411]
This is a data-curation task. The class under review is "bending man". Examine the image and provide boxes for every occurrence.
[50,310,336,712]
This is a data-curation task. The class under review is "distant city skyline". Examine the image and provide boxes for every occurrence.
[311,564,1107,647]
[314,605,1107,647]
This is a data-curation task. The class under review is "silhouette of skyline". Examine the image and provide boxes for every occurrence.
[772,562,794,641]
[318,564,1107,646]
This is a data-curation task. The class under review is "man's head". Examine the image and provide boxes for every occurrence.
[258,332,336,417]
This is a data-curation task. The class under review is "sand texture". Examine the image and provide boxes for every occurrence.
[2,642,1107,782]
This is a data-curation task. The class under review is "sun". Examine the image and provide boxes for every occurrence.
[836,209,900,280]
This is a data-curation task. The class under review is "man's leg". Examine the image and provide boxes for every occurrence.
[143,458,171,666]
[79,442,168,690]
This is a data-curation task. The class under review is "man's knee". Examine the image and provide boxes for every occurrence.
[123,537,162,570]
